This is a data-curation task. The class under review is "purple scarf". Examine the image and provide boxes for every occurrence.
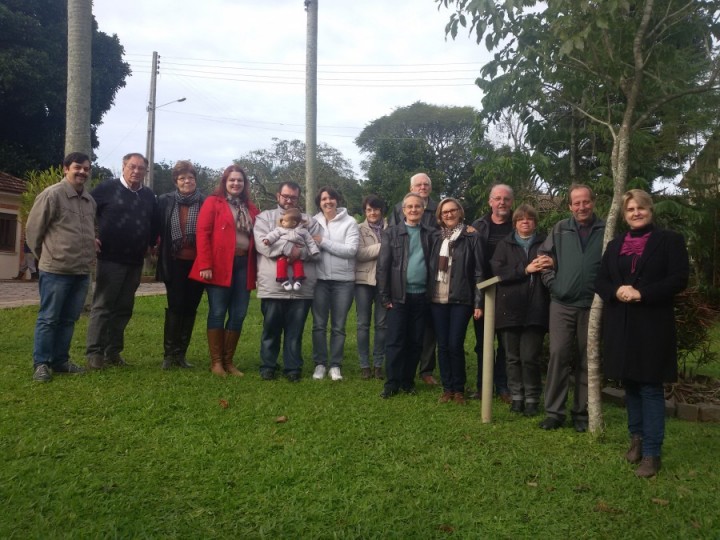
[619,231,650,274]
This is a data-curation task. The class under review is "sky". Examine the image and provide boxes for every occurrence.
[92,0,492,179]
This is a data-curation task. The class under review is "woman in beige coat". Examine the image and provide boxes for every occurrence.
[354,195,388,379]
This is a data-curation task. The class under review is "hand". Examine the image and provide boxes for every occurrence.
[312,235,323,245]
[473,308,483,320]
[263,239,270,245]
[616,285,641,303]
[94,238,102,253]
[199,269,213,281]
[287,245,301,263]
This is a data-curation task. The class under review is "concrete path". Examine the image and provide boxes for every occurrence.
[0,279,166,309]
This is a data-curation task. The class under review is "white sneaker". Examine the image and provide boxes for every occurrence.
[282,281,292,291]
[293,281,302,291]
[312,364,326,380]
[329,366,343,381]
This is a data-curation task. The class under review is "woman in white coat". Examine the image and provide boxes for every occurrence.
[310,186,359,381]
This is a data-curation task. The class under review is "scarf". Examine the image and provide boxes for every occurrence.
[619,230,651,274]
[368,221,383,242]
[227,196,253,234]
[436,225,463,283]
[170,189,201,253]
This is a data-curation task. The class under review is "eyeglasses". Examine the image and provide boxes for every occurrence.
[403,204,424,210]
[441,208,460,217]
[490,196,512,203]
[125,165,147,172]
[177,176,196,183]
[279,193,299,202]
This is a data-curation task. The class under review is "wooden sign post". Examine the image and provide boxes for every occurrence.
[478,276,501,423]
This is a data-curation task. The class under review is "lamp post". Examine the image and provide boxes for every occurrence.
[145,96,186,190]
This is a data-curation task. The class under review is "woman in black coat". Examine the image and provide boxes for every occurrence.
[490,205,551,417]
[595,189,689,478]
[156,160,206,369]
[428,198,485,404]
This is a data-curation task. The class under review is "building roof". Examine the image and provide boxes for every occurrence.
[0,171,26,195]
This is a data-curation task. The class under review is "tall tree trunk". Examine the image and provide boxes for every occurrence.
[65,0,92,156]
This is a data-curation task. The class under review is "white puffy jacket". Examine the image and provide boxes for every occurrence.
[313,207,359,282]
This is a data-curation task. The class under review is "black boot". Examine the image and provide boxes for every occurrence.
[175,312,196,369]
[162,308,183,369]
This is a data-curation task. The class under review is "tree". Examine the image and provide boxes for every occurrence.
[236,138,362,214]
[0,0,130,177]
[439,0,720,433]
[356,101,485,215]
[65,0,92,156]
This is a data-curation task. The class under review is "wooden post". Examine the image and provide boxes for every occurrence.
[478,276,501,423]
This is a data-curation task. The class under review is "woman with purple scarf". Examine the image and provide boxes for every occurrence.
[595,189,689,478]
[156,160,206,369]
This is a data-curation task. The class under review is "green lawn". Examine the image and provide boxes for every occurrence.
[1,294,718,538]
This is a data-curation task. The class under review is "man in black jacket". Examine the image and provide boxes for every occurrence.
[388,173,439,385]
[469,184,514,403]
[85,152,160,370]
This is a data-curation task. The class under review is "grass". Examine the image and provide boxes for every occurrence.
[1,293,719,538]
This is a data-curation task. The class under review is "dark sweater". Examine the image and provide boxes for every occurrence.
[91,179,160,266]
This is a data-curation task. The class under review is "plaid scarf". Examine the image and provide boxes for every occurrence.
[170,190,201,253]
[227,196,253,234]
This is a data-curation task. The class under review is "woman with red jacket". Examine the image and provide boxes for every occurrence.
[190,165,259,376]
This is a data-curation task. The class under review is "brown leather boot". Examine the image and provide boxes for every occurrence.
[222,330,244,377]
[635,456,661,478]
[625,434,642,464]
[207,329,226,376]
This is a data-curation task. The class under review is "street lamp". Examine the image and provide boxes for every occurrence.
[145,97,186,189]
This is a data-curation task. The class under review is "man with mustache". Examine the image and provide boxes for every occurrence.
[26,152,97,382]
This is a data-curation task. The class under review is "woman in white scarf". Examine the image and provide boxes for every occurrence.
[428,198,485,405]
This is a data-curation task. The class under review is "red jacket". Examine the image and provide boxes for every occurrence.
[189,195,259,289]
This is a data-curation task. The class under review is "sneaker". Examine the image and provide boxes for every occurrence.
[329,366,343,381]
[33,364,52,382]
[312,364,326,380]
[292,281,302,291]
[282,281,292,291]
[53,361,86,375]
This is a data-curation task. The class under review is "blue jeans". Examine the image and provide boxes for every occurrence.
[205,256,249,331]
[354,284,387,369]
[33,272,89,367]
[260,298,312,376]
[312,280,355,368]
[432,303,472,393]
[86,260,142,358]
[625,379,666,457]
[384,294,427,393]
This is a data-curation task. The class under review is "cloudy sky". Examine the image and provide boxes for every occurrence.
[92,1,491,179]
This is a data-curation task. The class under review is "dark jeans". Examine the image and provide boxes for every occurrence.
[625,379,666,457]
[384,294,427,393]
[500,326,545,403]
[432,303,472,393]
[33,272,89,367]
[164,258,204,315]
[86,260,142,359]
[354,284,387,369]
[473,315,508,394]
[205,256,249,331]
[260,298,312,376]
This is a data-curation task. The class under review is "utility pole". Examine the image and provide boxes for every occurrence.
[304,0,318,214]
[145,51,159,190]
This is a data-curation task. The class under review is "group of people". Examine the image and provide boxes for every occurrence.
[26,153,688,479]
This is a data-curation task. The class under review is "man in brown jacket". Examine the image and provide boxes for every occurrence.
[26,152,97,382]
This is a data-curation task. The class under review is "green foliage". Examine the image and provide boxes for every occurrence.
[0,0,130,177]
[236,138,362,214]
[19,166,64,226]
[674,288,720,380]
[356,101,486,215]
[1,296,720,536]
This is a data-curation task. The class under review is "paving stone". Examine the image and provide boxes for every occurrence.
[676,402,700,422]
[698,403,720,423]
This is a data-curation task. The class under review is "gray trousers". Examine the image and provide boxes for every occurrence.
[501,326,545,404]
[544,301,589,421]
[86,260,142,359]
